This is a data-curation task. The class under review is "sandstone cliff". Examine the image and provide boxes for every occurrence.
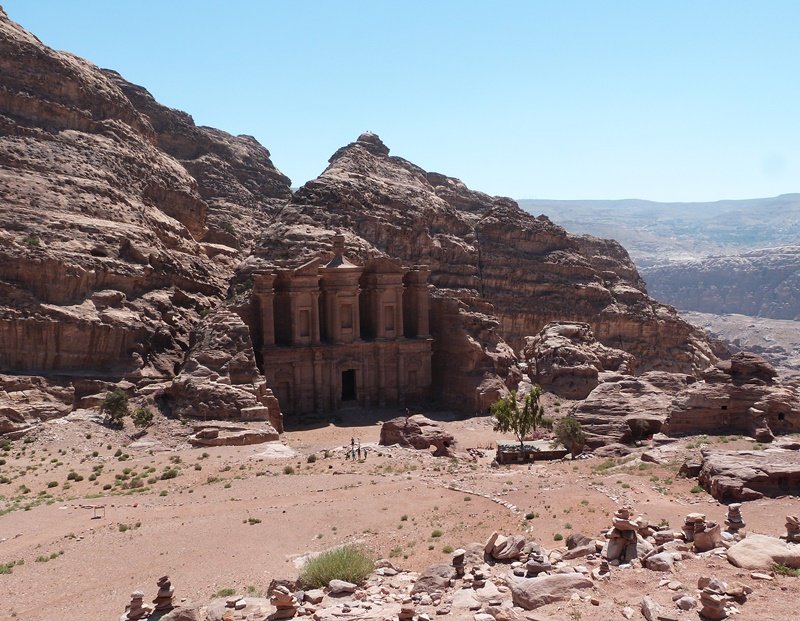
[0,7,290,385]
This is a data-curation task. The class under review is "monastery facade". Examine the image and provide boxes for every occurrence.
[252,237,433,418]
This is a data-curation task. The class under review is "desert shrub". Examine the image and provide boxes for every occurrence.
[283,465,295,475]
[772,563,800,577]
[298,545,374,588]
[132,408,154,429]
[160,468,179,480]
[553,533,564,541]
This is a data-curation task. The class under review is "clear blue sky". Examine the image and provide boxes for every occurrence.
[4,1,799,202]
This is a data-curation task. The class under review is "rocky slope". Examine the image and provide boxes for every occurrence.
[0,7,290,385]
[643,246,800,320]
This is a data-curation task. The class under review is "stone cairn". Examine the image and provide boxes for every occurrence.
[524,550,552,576]
[152,575,174,612]
[269,585,298,620]
[682,513,722,552]
[122,590,150,621]
[452,548,466,577]
[782,515,800,543]
[398,603,415,621]
[604,505,641,563]
[725,503,745,535]
[698,577,732,621]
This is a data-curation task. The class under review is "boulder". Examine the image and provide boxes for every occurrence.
[411,564,453,595]
[726,534,800,570]
[379,415,456,457]
[327,579,356,594]
[508,574,593,609]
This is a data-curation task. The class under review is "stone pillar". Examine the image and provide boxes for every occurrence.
[288,291,299,345]
[332,293,341,343]
[313,351,323,413]
[394,288,404,339]
[254,274,276,348]
[376,287,386,338]
[310,291,321,344]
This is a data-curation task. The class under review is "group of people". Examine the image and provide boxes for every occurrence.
[345,437,368,461]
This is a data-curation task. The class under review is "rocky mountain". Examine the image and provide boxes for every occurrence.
[0,7,717,432]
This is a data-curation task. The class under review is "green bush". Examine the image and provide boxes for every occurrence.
[101,390,129,427]
[132,408,154,429]
[298,545,374,588]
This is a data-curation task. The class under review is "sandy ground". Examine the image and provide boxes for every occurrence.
[1,408,800,620]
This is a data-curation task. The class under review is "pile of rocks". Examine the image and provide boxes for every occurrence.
[725,503,745,535]
[121,590,150,621]
[698,577,734,620]
[782,515,800,543]
[524,550,552,576]
[451,548,466,577]
[152,575,174,612]
[682,513,723,552]
[269,585,298,620]
[604,505,644,563]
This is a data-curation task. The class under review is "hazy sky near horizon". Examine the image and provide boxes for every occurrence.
[4,1,799,202]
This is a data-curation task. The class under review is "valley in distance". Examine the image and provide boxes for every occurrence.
[1,7,800,621]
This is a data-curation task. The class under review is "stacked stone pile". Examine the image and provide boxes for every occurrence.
[451,549,465,577]
[121,590,150,621]
[682,513,723,552]
[782,515,800,542]
[604,505,644,563]
[698,577,734,620]
[725,503,745,535]
[152,575,174,612]
[269,585,298,620]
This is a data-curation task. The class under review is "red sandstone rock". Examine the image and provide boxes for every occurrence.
[379,414,456,457]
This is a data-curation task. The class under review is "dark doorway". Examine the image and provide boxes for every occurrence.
[342,369,357,401]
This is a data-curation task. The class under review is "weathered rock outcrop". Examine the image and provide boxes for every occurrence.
[379,414,456,456]
[522,321,634,399]
[571,351,800,446]
[0,9,291,429]
[156,310,282,431]
[726,534,800,570]
[697,448,800,502]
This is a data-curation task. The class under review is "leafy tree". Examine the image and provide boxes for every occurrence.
[491,386,546,452]
[131,407,154,429]
[101,389,129,427]
[552,416,586,458]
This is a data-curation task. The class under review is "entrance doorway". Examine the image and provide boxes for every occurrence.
[341,369,357,401]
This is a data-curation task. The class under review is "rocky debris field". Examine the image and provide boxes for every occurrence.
[1,410,800,620]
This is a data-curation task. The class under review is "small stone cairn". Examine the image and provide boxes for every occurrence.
[152,575,175,612]
[724,503,745,535]
[122,590,150,621]
[782,515,800,543]
[604,505,643,563]
[524,550,552,576]
[683,513,723,552]
[269,585,298,620]
[398,603,415,621]
[698,577,733,621]
[452,548,466,577]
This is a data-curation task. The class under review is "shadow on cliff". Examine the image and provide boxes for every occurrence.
[282,404,468,432]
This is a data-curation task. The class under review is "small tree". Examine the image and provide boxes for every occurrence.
[101,389,129,427]
[491,386,546,452]
[552,416,586,458]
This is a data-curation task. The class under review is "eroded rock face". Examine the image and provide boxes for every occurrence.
[0,9,294,428]
[159,310,282,431]
[522,321,634,399]
[379,414,456,457]
[571,352,800,446]
[697,448,800,502]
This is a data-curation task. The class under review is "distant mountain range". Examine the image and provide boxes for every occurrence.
[519,194,800,267]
